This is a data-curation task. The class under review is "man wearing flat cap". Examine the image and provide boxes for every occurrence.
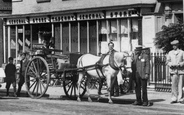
[167,39,184,104]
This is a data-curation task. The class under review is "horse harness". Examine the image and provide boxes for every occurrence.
[78,52,122,80]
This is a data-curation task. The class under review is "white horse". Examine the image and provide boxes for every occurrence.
[77,52,128,104]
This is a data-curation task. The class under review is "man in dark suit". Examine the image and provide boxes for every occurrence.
[132,45,150,106]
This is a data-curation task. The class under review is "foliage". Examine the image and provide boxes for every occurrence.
[154,23,184,53]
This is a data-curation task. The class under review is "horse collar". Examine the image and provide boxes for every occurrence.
[109,51,119,71]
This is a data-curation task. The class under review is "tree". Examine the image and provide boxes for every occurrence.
[154,23,184,53]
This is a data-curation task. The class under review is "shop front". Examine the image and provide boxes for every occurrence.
[3,8,142,64]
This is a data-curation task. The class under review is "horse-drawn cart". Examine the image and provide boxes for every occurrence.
[24,44,130,100]
[25,44,87,99]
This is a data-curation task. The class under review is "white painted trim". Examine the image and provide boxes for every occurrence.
[60,23,62,52]
[96,20,99,55]
[69,22,71,52]
[78,22,80,53]
[7,26,10,58]
[52,23,54,37]
[127,18,131,51]
[87,21,89,53]
[3,25,6,63]
[23,25,25,52]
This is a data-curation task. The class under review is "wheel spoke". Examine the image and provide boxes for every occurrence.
[32,61,39,76]
[28,65,37,76]
[66,82,73,93]
[32,82,38,94]
[65,81,72,87]
[40,80,46,90]
[70,85,74,96]
[74,84,76,97]
[39,80,43,95]
[36,80,39,96]
[36,59,41,76]
[29,80,37,89]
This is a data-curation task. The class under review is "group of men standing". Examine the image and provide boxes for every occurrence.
[108,39,184,106]
[3,38,184,106]
[4,52,30,97]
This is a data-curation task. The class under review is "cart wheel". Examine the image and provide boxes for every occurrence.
[120,78,130,94]
[25,56,50,98]
[63,71,86,100]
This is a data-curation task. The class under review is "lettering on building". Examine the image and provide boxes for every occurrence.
[51,15,76,22]
[77,12,105,20]
[7,18,29,25]
[106,9,140,18]
[30,17,50,24]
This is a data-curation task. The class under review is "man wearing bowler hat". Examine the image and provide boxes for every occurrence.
[167,39,184,104]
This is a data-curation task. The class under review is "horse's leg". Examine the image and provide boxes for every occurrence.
[86,75,92,102]
[77,72,83,102]
[97,78,104,102]
[106,75,113,104]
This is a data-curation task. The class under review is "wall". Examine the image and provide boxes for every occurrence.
[12,0,156,14]
[142,15,156,52]
[0,0,12,66]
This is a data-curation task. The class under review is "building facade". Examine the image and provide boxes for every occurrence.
[0,0,11,65]
[2,0,159,64]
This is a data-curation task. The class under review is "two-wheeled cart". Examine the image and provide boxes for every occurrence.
[24,44,130,99]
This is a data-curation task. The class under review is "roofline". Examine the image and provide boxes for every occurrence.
[1,3,155,19]
[157,0,182,2]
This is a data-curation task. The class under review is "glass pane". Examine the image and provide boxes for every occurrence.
[62,23,69,53]
[25,25,31,52]
[109,20,117,41]
[80,21,87,54]
[10,26,16,59]
[89,21,97,55]
[120,19,130,51]
[71,22,78,53]
[17,25,23,54]
[54,23,60,50]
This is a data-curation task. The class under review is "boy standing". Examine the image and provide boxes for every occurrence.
[5,57,17,97]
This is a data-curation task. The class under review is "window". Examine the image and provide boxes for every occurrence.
[37,0,50,3]
[12,0,22,2]
[3,0,11,2]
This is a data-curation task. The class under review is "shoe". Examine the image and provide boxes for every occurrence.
[16,92,20,97]
[114,93,119,97]
[13,93,17,97]
[179,101,184,104]
[142,102,148,106]
[170,101,177,104]
[132,101,142,106]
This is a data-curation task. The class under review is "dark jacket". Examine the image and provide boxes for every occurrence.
[131,49,150,79]
[5,63,16,83]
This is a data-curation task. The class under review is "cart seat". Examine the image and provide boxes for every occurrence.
[58,63,76,71]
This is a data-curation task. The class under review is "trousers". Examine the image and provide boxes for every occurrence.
[171,74,184,102]
[134,76,148,103]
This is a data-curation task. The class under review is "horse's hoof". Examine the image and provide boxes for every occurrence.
[88,98,92,102]
[108,101,113,104]
[77,98,81,102]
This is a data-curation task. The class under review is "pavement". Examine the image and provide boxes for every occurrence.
[0,83,176,106]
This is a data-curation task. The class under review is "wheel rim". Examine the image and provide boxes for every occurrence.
[63,72,86,100]
[25,56,50,98]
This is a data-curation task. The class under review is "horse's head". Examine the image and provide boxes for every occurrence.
[114,51,129,68]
